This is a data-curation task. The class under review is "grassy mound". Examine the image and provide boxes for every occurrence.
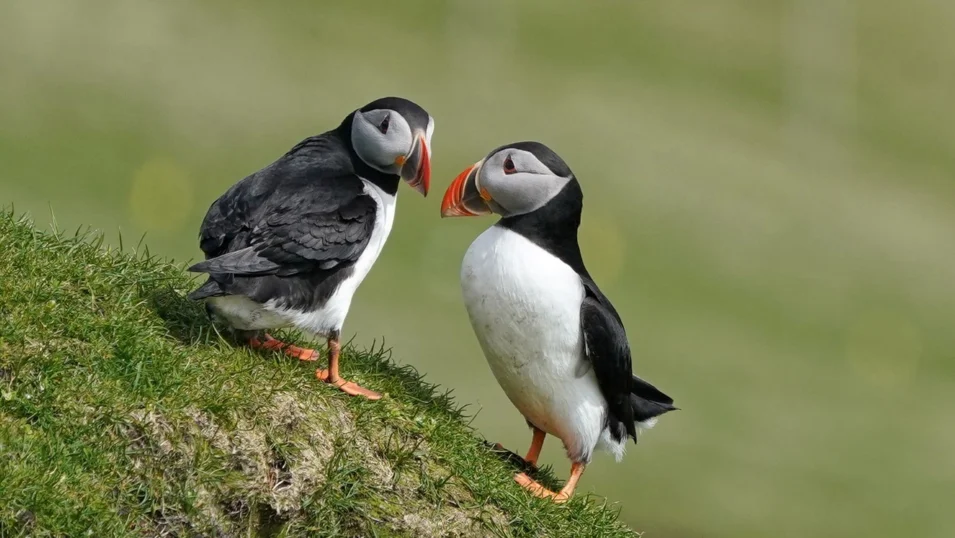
[0,212,635,538]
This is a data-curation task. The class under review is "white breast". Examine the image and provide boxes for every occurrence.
[460,226,619,463]
[212,179,396,337]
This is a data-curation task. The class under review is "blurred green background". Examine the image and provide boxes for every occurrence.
[2,1,954,536]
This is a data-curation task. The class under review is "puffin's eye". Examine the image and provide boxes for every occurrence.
[503,156,516,174]
[378,115,390,134]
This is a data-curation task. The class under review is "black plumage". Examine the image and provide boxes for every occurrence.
[189,176,376,312]
[189,118,386,312]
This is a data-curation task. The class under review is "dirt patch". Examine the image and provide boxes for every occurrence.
[120,391,508,536]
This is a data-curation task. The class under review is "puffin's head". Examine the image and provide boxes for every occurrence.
[350,96,434,196]
[440,141,575,218]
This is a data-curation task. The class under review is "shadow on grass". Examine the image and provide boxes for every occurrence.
[144,285,218,346]
[484,440,538,474]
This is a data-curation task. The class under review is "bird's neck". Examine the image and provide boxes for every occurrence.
[497,181,589,277]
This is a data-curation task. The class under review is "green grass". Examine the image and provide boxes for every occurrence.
[0,211,635,538]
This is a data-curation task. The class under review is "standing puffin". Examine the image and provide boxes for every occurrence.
[187,97,434,400]
[440,141,676,501]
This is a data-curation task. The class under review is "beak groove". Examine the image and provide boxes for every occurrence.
[402,134,431,197]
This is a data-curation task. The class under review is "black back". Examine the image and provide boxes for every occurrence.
[188,111,400,311]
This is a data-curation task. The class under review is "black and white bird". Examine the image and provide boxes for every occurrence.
[440,141,675,501]
[187,97,434,400]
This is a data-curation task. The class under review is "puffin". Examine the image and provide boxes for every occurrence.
[440,141,676,501]
[187,96,434,400]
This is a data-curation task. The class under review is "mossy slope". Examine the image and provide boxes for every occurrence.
[0,212,635,537]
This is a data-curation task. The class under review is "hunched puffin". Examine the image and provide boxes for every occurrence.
[440,141,676,501]
[187,97,434,400]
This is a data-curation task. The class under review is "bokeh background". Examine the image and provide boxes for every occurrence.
[2,1,954,536]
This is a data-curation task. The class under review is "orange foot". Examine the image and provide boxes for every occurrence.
[514,461,584,504]
[248,334,319,361]
[315,369,382,400]
[514,473,571,503]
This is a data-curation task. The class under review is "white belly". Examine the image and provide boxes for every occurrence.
[460,226,613,462]
[210,179,396,337]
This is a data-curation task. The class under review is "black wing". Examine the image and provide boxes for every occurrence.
[580,278,675,444]
[196,134,354,260]
[187,134,378,308]
[188,176,376,278]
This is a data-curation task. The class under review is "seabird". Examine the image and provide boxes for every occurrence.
[441,141,676,500]
[188,97,434,400]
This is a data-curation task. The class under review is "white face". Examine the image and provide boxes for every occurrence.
[351,108,433,195]
[476,148,573,217]
[351,108,416,174]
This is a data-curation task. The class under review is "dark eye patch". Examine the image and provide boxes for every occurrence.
[503,156,516,174]
[378,114,390,134]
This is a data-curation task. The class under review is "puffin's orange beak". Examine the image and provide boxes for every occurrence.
[400,133,430,196]
[441,162,492,218]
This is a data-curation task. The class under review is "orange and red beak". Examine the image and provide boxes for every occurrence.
[441,161,493,218]
[399,134,431,196]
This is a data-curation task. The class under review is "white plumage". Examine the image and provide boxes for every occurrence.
[460,225,628,463]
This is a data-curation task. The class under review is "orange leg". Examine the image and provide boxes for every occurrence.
[524,427,546,467]
[248,333,318,361]
[492,426,546,469]
[315,335,381,400]
[515,461,586,503]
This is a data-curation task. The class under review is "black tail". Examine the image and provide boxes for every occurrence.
[630,375,677,423]
[187,278,225,301]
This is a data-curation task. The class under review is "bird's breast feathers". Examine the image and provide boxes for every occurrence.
[461,225,584,362]
[460,226,607,443]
